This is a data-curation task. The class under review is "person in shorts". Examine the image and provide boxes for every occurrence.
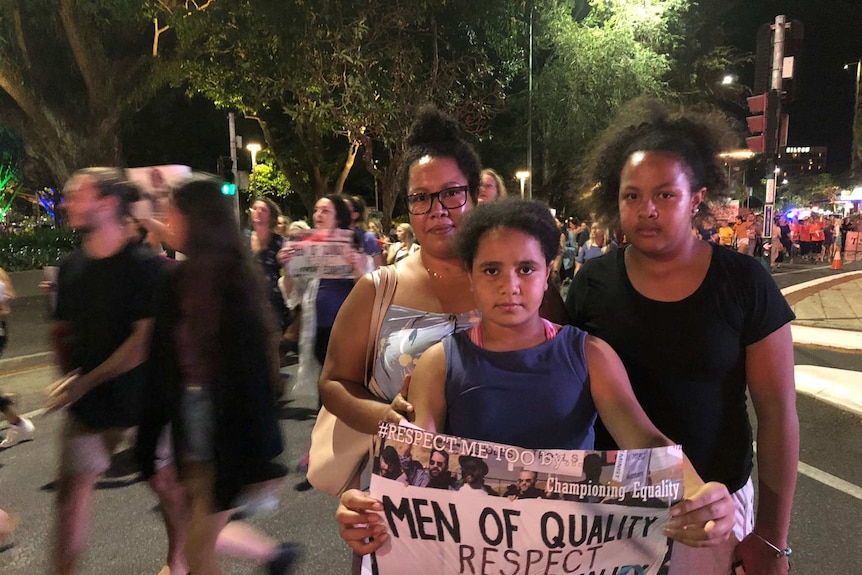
[45,168,185,575]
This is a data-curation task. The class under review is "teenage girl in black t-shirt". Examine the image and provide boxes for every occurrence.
[565,99,797,575]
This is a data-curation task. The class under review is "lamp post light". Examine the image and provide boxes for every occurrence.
[246,143,262,193]
[246,143,262,172]
[515,171,530,198]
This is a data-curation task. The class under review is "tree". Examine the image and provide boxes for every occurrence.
[522,0,675,211]
[777,173,844,212]
[0,0,168,188]
[476,0,752,217]
[162,0,509,227]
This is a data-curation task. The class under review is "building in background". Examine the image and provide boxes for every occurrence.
[776,146,827,177]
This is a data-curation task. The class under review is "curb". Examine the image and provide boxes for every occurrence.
[795,365,862,417]
[0,352,53,375]
[782,270,862,353]
[781,269,862,296]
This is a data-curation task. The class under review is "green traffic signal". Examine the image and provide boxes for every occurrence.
[221,183,236,196]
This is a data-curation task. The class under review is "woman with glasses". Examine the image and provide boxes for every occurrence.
[319,106,479,439]
[316,107,481,570]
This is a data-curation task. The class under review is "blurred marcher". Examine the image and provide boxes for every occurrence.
[343,195,383,270]
[478,168,507,203]
[0,269,35,449]
[248,198,290,398]
[45,168,185,575]
[137,174,302,575]
[574,222,613,275]
[386,223,419,265]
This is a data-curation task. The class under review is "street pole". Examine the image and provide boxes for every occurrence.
[526,0,533,200]
[763,14,786,241]
[228,112,240,223]
[852,60,862,180]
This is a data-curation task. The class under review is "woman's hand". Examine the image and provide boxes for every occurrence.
[664,481,735,547]
[336,489,388,555]
[380,376,414,425]
[276,246,295,266]
[347,250,368,276]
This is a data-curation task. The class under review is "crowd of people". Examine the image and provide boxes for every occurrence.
[0,99,817,575]
[695,209,856,271]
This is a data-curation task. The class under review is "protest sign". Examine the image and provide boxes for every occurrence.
[284,228,357,279]
[126,165,192,220]
[709,200,739,224]
[369,422,683,575]
[845,231,861,262]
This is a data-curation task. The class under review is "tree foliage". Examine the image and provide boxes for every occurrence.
[161,0,508,227]
[0,0,166,187]
[777,172,844,211]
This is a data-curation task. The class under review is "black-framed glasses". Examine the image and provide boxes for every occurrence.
[406,185,470,215]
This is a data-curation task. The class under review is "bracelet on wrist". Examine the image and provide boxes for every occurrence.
[751,532,792,558]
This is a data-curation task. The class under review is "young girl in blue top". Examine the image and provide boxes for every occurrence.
[337,198,736,559]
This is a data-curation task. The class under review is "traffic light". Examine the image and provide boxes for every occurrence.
[217,155,236,195]
[746,92,778,154]
[217,156,232,178]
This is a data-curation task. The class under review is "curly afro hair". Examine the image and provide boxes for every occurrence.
[579,98,739,227]
[396,105,482,204]
[455,198,561,269]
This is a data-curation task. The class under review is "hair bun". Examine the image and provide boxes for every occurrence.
[406,105,461,147]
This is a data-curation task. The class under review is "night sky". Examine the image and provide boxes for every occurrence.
[728,1,862,174]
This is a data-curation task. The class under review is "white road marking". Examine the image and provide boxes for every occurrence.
[797,461,862,501]
[754,442,862,501]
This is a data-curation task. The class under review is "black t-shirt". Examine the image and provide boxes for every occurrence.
[566,244,794,492]
[55,243,163,429]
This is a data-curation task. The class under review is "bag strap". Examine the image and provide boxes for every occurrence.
[364,266,397,398]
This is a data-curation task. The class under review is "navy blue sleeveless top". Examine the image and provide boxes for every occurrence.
[443,325,595,450]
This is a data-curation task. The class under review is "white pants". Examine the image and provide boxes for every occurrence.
[668,478,754,575]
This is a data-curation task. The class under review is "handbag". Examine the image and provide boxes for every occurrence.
[307,265,398,496]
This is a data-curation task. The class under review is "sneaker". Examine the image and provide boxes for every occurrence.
[267,542,304,575]
[0,418,34,448]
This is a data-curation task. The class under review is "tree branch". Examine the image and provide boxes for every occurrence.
[333,136,362,195]
[153,18,170,57]
[0,59,37,121]
[58,0,107,113]
[12,1,32,74]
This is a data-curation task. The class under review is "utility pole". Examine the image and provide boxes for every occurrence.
[852,60,862,180]
[228,112,240,222]
[526,0,533,200]
[762,14,786,241]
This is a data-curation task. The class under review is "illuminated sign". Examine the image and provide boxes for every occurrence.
[784,146,811,154]
[839,187,862,201]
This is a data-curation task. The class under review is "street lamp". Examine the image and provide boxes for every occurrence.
[515,171,530,198]
[246,143,262,172]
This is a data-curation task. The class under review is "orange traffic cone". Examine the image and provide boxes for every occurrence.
[831,248,843,270]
